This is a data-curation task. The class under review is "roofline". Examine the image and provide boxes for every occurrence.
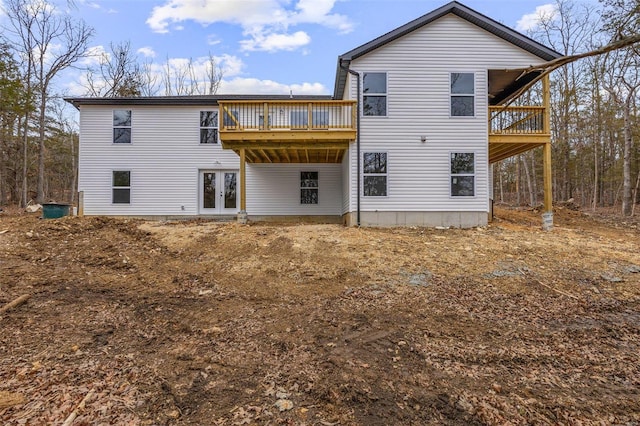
[64,94,334,109]
[333,1,562,98]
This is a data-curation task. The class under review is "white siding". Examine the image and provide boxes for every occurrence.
[341,153,350,214]
[346,14,548,214]
[79,105,239,216]
[78,106,342,216]
[246,164,342,215]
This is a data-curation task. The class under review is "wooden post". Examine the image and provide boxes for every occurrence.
[263,103,269,130]
[78,191,84,217]
[542,74,551,134]
[307,102,312,130]
[543,142,552,213]
[240,148,246,212]
[542,74,552,213]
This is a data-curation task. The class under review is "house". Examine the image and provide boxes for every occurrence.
[66,1,561,228]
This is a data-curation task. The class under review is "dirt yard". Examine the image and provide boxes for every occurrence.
[1,206,639,425]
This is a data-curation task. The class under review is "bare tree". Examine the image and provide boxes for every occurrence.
[4,0,93,203]
[161,54,223,96]
[600,0,640,215]
[602,47,640,216]
[86,41,143,97]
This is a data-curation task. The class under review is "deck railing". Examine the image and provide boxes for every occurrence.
[489,106,548,135]
[218,100,356,132]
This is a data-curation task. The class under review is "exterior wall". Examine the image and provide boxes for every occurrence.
[78,105,238,216]
[341,153,350,214]
[78,105,343,217]
[344,14,548,226]
[343,211,487,228]
[246,163,343,216]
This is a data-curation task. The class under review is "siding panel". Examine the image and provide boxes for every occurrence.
[345,14,548,213]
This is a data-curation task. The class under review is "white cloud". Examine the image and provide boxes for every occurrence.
[207,34,221,46]
[240,30,311,52]
[80,45,109,67]
[137,46,156,58]
[220,77,326,95]
[516,4,557,32]
[146,0,352,52]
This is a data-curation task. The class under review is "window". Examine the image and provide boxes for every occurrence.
[363,152,387,196]
[301,172,318,204]
[450,153,475,196]
[223,109,238,128]
[450,73,475,116]
[200,111,218,144]
[290,111,307,128]
[363,72,387,116]
[258,114,272,129]
[112,171,130,204]
[113,110,131,143]
[290,110,329,128]
[312,110,329,128]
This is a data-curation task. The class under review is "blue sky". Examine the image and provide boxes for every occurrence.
[0,0,567,97]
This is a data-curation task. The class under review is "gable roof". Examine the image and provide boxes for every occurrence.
[333,1,562,99]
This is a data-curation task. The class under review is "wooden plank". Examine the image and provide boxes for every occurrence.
[223,141,350,150]
[305,149,310,163]
[219,129,356,142]
[282,149,291,162]
[489,134,551,144]
[258,149,272,163]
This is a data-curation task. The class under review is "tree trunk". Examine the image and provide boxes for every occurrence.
[69,133,76,205]
[632,170,640,216]
[516,157,521,206]
[522,155,535,207]
[622,97,632,216]
[36,91,46,204]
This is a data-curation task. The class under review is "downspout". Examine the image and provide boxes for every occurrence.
[340,61,361,226]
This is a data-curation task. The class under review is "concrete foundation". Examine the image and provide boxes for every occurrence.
[343,211,488,228]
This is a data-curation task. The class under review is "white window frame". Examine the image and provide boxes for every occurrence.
[449,152,476,197]
[363,151,388,197]
[449,72,476,118]
[300,171,319,205]
[200,111,218,144]
[112,170,131,204]
[362,72,388,117]
[113,110,132,144]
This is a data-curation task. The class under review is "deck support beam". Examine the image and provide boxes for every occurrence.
[238,148,248,224]
[542,74,553,230]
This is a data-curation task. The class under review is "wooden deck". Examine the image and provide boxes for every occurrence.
[488,105,551,163]
[218,100,357,164]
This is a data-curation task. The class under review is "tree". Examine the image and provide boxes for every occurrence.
[86,41,143,97]
[0,40,26,205]
[4,0,93,203]
[600,0,640,215]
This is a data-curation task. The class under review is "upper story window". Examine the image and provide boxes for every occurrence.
[363,72,387,116]
[300,172,318,204]
[450,73,475,117]
[290,111,307,128]
[113,110,131,143]
[450,152,475,196]
[200,111,218,144]
[223,109,239,128]
[363,152,387,196]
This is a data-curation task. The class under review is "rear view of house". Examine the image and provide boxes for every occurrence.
[66,1,561,227]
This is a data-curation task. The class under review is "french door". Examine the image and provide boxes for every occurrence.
[199,170,238,214]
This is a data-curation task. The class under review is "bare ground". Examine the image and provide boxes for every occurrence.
[0,206,639,425]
